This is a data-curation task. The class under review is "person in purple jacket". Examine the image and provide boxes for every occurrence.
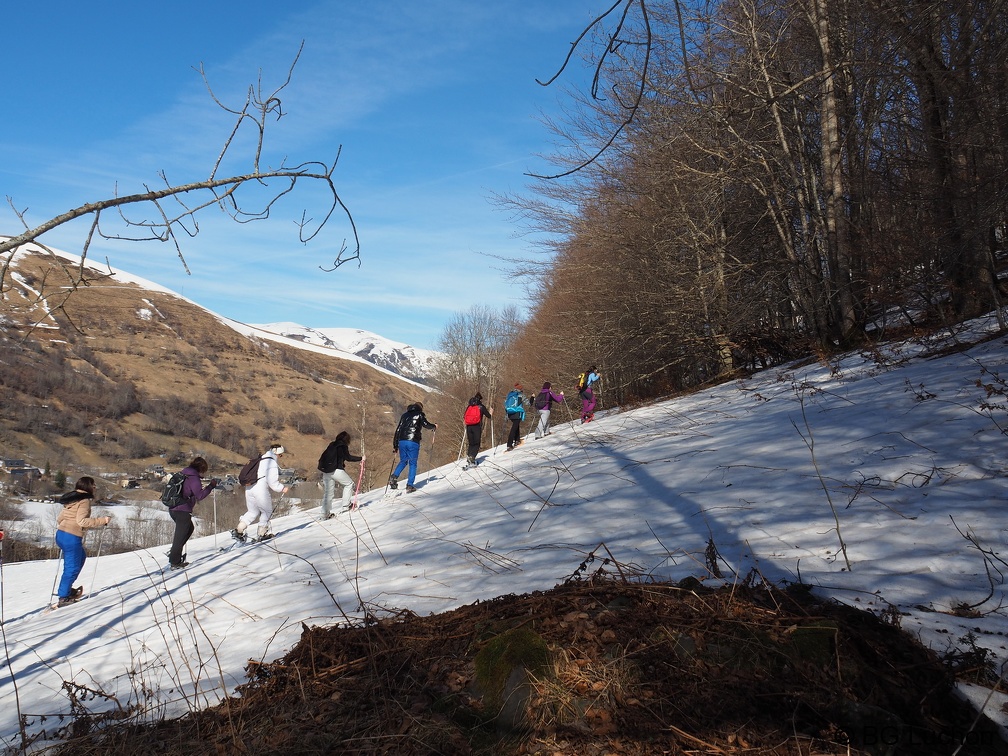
[167,457,218,569]
[533,382,565,439]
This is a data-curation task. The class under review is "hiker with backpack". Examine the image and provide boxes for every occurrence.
[533,382,565,439]
[504,384,526,451]
[165,457,218,570]
[317,431,365,518]
[462,392,492,467]
[578,367,601,423]
[54,476,110,607]
[390,402,437,493]
[232,444,288,543]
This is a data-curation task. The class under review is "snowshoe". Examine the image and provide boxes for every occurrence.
[230,528,247,543]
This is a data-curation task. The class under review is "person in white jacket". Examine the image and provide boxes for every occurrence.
[232,444,289,542]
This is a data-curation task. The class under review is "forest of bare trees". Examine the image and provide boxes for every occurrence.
[491,0,1008,407]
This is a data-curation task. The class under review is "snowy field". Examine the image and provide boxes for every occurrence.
[3,316,1008,751]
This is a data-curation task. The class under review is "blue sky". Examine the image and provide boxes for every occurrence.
[1,2,599,349]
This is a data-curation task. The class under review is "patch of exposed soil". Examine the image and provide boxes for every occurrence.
[52,579,1008,755]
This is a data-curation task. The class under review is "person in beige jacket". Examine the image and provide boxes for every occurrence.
[55,476,110,607]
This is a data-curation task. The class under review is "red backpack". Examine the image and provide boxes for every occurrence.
[464,404,482,425]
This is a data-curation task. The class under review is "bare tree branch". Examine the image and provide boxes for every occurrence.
[529,0,651,180]
[0,41,361,299]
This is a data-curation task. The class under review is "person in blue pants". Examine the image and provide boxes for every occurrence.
[55,476,110,607]
[390,402,437,493]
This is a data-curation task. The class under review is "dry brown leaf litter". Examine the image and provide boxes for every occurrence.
[49,578,1008,755]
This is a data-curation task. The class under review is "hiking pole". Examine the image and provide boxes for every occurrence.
[88,525,106,599]
[490,413,496,457]
[352,458,365,510]
[212,487,218,550]
[384,455,397,495]
[0,530,5,622]
[0,530,24,737]
[456,428,465,464]
[49,547,63,607]
[562,396,591,463]
[426,428,437,484]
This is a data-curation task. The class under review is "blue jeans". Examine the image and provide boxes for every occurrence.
[56,529,86,599]
[392,440,421,486]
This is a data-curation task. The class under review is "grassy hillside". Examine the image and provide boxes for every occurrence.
[0,248,429,494]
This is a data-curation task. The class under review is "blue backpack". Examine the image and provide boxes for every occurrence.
[505,390,524,419]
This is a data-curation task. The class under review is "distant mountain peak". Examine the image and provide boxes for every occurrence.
[250,323,438,384]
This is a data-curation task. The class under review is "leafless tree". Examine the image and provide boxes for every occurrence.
[434,304,521,397]
[504,0,1008,403]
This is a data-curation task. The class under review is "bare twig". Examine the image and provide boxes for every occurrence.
[791,387,851,570]
[1,42,360,311]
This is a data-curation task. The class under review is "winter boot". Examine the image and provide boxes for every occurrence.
[388,475,399,490]
[70,586,83,599]
[255,526,274,542]
[56,595,80,608]
[406,485,417,493]
[231,526,247,543]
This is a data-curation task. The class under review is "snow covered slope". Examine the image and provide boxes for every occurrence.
[3,315,1008,751]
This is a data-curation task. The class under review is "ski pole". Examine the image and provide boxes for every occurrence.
[0,530,5,623]
[490,413,496,457]
[49,546,63,606]
[562,396,591,463]
[384,454,397,495]
[88,526,106,599]
[352,458,365,510]
[212,487,218,550]
[457,428,465,463]
[426,428,437,484]
[0,529,25,745]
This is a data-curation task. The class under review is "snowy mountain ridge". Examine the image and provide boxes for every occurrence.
[250,322,439,384]
[1,238,439,385]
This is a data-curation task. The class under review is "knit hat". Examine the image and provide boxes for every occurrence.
[514,383,522,390]
[543,382,551,389]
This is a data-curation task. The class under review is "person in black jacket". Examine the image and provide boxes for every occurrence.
[390,402,437,493]
[317,431,365,518]
[462,392,492,467]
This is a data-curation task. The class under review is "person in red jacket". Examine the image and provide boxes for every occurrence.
[462,393,492,468]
